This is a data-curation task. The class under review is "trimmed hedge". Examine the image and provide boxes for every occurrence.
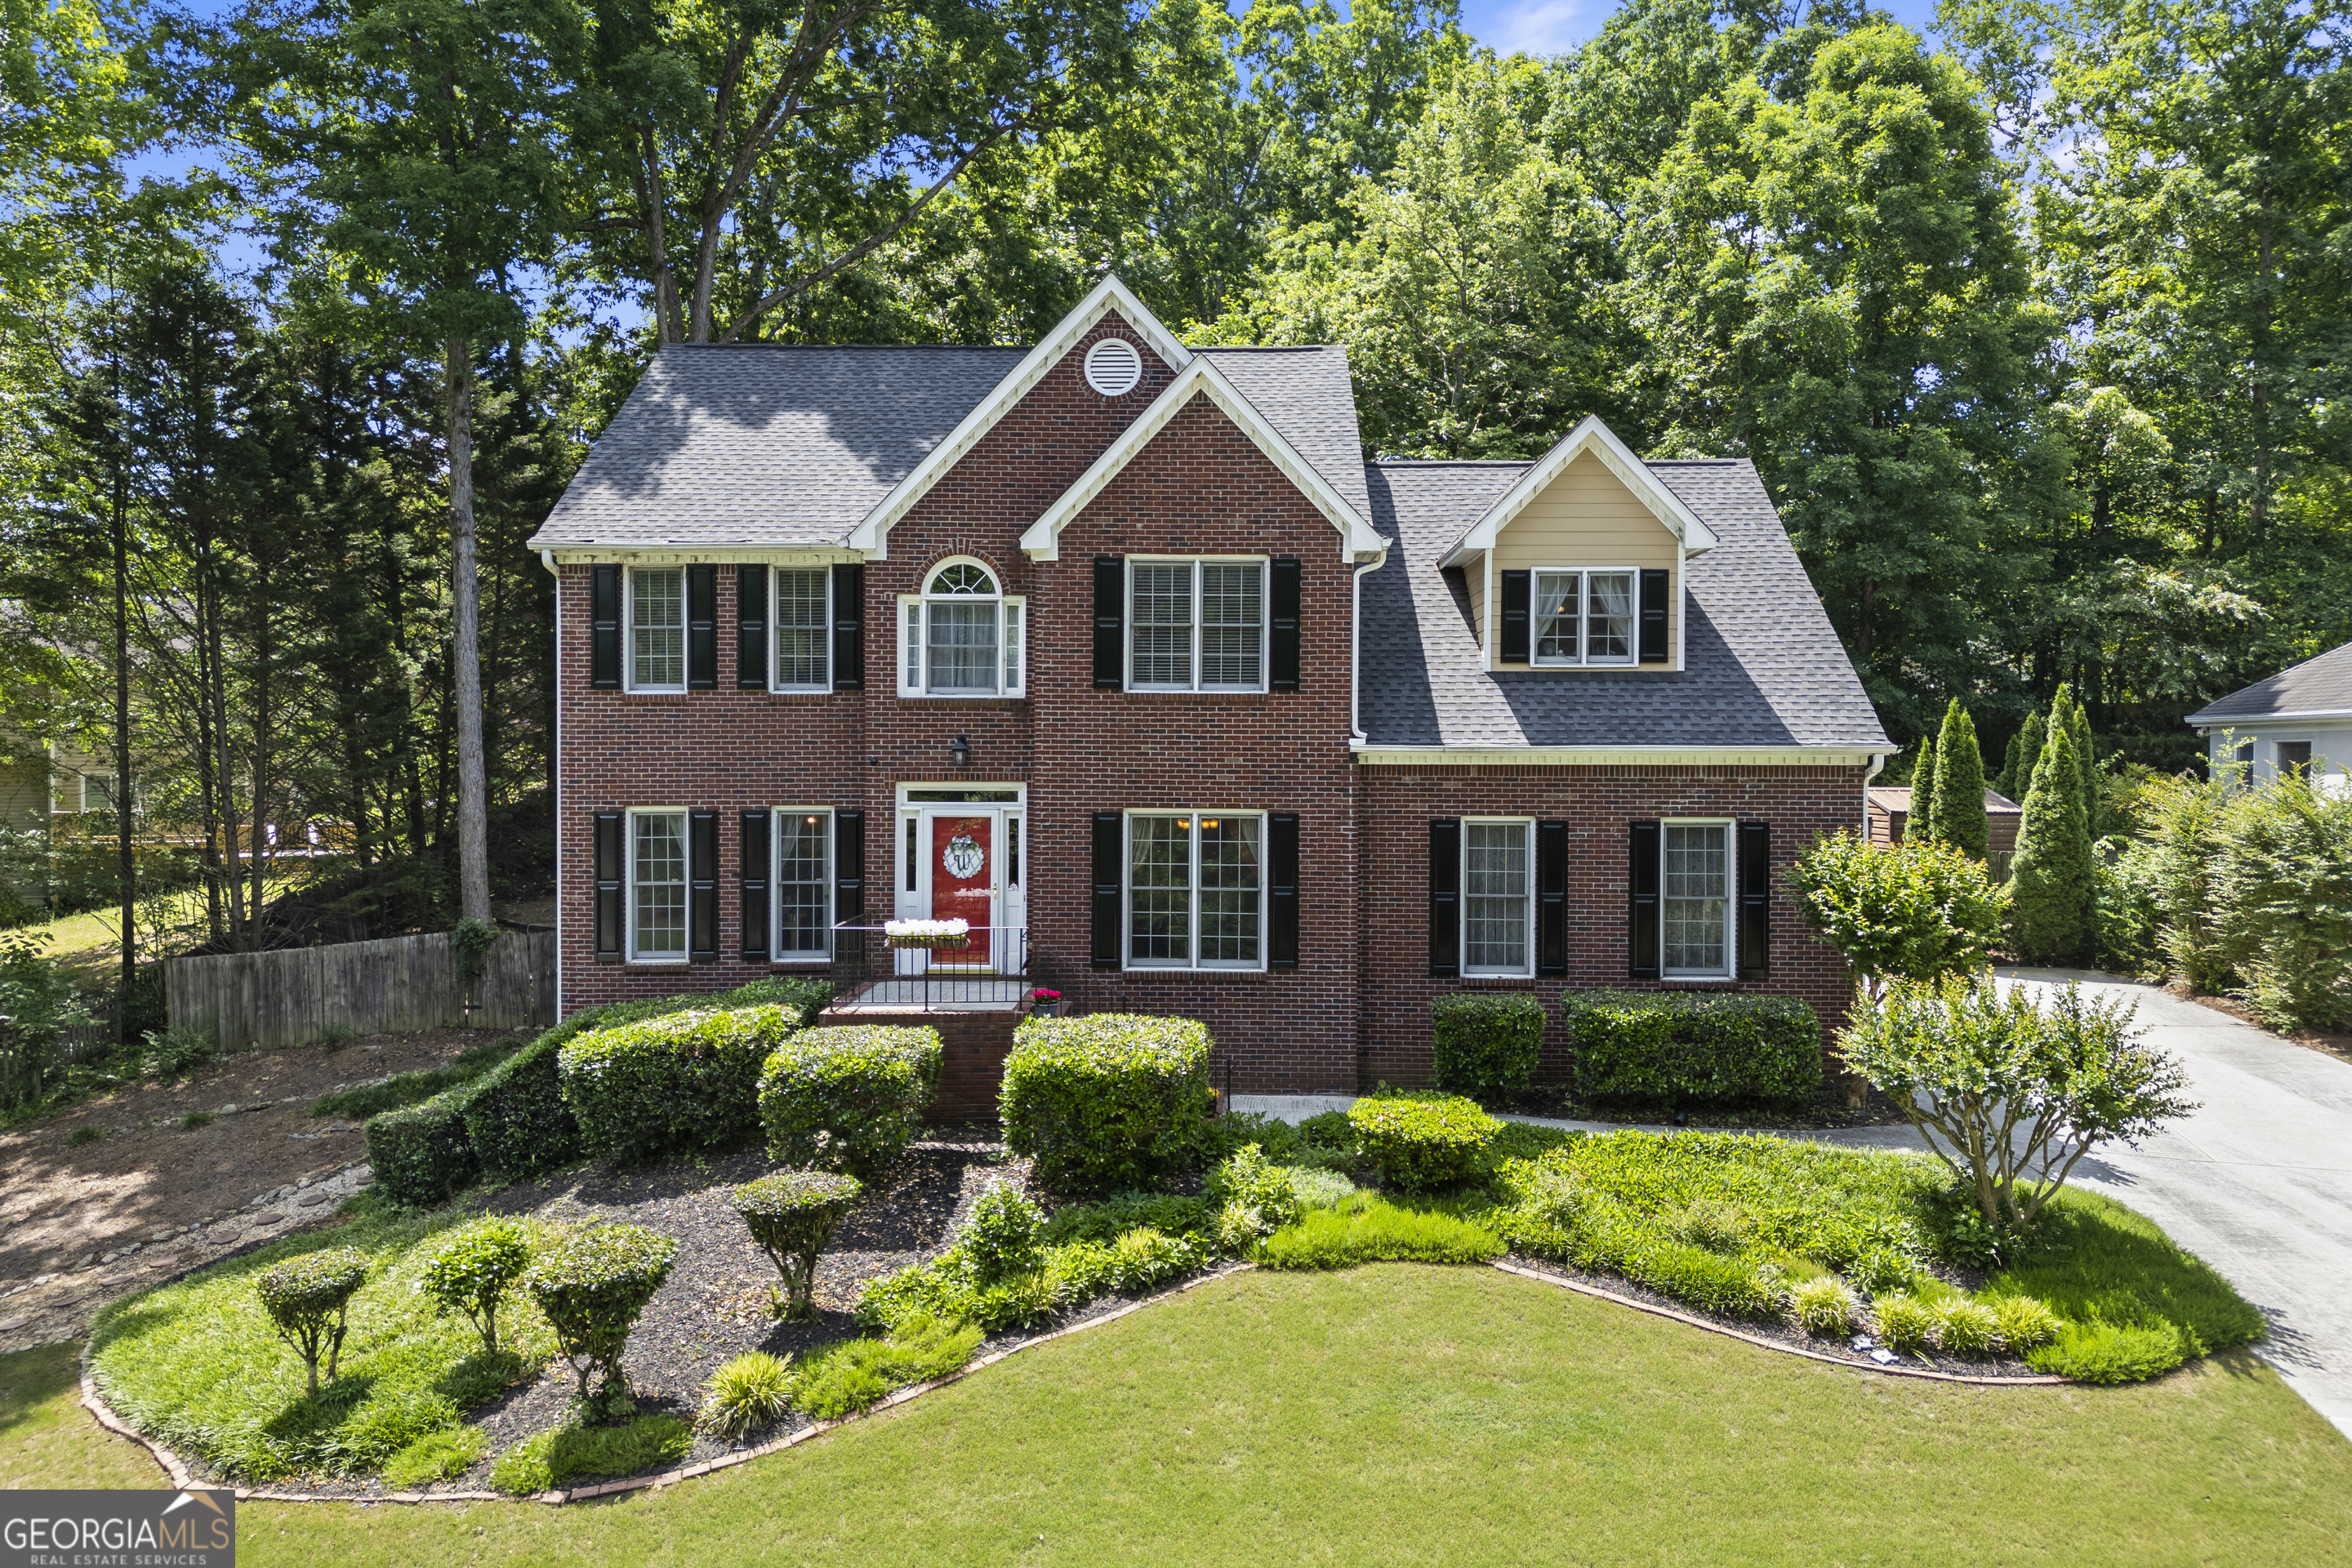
[559,1004,795,1163]
[1346,1090,1501,1193]
[757,1024,942,1180]
[1563,990,1822,1103]
[364,1084,481,1209]
[1431,992,1545,1098]
[1000,1013,1216,1194]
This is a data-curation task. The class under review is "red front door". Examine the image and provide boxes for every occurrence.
[930,814,992,964]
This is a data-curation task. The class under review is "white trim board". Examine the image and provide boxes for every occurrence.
[1439,416,1719,568]
[1020,356,1388,564]
[1353,745,1890,768]
[540,546,866,567]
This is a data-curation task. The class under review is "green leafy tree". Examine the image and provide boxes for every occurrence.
[2212,773,2352,1031]
[2009,723,2096,961]
[1928,700,1990,860]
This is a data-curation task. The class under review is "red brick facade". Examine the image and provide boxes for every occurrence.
[551,309,1870,1095]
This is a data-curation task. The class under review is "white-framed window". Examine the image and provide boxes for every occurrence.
[1129,558,1267,692]
[627,808,688,962]
[773,808,832,960]
[626,568,687,691]
[1125,810,1264,970]
[898,559,1024,697]
[773,568,831,692]
[2276,739,2314,776]
[1662,819,1735,979]
[1461,817,1535,977]
[1532,568,1639,667]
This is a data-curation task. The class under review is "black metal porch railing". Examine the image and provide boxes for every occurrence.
[826,925,1031,1013]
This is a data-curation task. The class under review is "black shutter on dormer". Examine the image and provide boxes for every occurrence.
[1094,557,1125,688]
[590,566,621,689]
[593,810,623,960]
[1538,819,1569,976]
[1267,812,1298,969]
[1428,819,1460,978]
[1628,821,1661,979]
[1738,821,1771,980]
[832,564,863,691]
[740,811,770,960]
[835,809,865,966]
[1499,569,1531,665]
[737,565,767,689]
[1270,558,1301,692]
[1638,568,1669,663]
[688,809,719,960]
[1091,813,1123,968]
[687,565,718,689]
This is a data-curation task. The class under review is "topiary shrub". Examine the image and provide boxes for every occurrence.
[1563,991,1823,1104]
[420,1217,533,1356]
[461,1033,581,1178]
[365,1085,480,1209]
[731,1169,862,1321]
[257,1246,371,1394]
[1431,992,1545,1099]
[1345,1090,1500,1194]
[1000,1014,1216,1194]
[523,1223,679,1409]
[962,1181,1045,1283]
[559,1004,795,1164]
[756,1024,942,1181]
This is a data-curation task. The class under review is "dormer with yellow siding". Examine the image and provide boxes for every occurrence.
[1441,416,1717,674]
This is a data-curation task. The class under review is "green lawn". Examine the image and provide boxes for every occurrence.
[11,1265,2350,1565]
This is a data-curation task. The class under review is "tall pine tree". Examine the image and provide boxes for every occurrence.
[2070,698,2100,840]
[1930,699,1989,859]
[2009,723,2095,961]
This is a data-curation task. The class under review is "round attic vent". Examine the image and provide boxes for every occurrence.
[1084,336,1143,397]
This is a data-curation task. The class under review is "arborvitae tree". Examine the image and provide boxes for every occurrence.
[1999,708,2045,800]
[2070,698,2100,840]
[1908,733,1939,844]
[2009,724,2096,961]
[1930,700,1989,859]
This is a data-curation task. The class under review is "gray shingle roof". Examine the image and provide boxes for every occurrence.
[1358,457,1891,751]
[528,342,1371,550]
[2186,639,2352,723]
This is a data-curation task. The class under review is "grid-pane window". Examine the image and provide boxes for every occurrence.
[1129,814,1192,964]
[1003,602,1022,692]
[630,569,684,689]
[774,570,829,689]
[1128,813,1264,969]
[631,811,687,960]
[1198,816,1262,963]
[1129,560,1266,691]
[926,599,999,693]
[1131,564,1193,687]
[1534,572,1579,664]
[1663,822,1731,976]
[904,563,1020,697]
[776,811,831,958]
[1588,572,1636,663]
[1463,821,1530,973]
[1200,564,1264,688]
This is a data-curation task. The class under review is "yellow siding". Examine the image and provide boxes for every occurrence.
[1481,449,1679,670]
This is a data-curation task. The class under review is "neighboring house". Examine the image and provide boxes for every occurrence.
[527,278,1892,1091]
[0,726,117,912]
[2189,639,2352,791]
[1865,787,2023,854]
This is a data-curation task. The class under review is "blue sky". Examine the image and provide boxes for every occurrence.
[1458,0,1944,54]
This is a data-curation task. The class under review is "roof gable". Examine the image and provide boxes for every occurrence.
[2187,637,2352,723]
[1439,416,1718,567]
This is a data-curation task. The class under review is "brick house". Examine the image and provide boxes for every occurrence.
[528,278,1891,1098]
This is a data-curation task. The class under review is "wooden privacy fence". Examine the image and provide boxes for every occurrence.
[167,929,555,1052]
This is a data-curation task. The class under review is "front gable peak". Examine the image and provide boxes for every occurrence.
[1438,416,1719,568]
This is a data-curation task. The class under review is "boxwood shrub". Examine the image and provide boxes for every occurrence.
[732,1170,862,1321]
[365,1084,481,1209]
[523,1223,679,1402]
[999,1014,1216,1194]
[1431,992,1545,1098]
[1346,1089,1500,1193]
[559,1004,796,1163]
[1563,990,1822,1104]
[757,1024,942,1179]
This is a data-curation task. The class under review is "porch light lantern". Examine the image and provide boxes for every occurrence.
[950,733,970,768]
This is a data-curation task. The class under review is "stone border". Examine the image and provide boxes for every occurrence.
[1491,1261,2065,1386]
[78,1263,1260,1506]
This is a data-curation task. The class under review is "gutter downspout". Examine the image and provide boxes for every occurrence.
[1862,750,1890,835]
[1350,548,1386,746]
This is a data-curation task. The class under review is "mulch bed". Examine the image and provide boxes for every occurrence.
[1489,1081,1913,1131]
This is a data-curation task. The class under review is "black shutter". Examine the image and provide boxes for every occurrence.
[1091,812,1123,969]
[740,811,770,960]
[735,565,767,689]
[688,809,719,960]
[1538,819,1569,976]
[1499,569,1531,665]
[594,810,623,960]
[834,809,865,966]
[1638,568,1669,663]
[1270,557,1302,692]
[1628,821,1661,979]
[832,564,863,691]
[687,565,718,689]
[1094,557,1125,689]
[1428,818,1459,978]
[1738,821,1771,981]
[1267,812,1299,969]
[590,566,621,689]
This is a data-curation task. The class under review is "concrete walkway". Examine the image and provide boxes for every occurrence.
[1235,973,2352,1440]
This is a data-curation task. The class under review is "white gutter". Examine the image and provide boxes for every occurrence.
[2186,707,2352,724]
[1862,749,1891,834]
[1352,743,1891,768]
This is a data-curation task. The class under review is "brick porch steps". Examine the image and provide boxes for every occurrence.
[815,1000,1018,1123]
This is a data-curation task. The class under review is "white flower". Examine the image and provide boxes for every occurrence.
[884,918,970,938]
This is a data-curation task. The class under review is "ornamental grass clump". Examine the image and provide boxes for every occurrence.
[1935,1298,2002,1357]
[559,1004,795,1164]
[1873,1293,1939,1356]
[523,1223,678,1411]
[1346,1090,1500,1193]
[757,1024,942,1180]
[256,1247,371,1394]
[731,1170,862,1321]
[698,1351,795,1440]
[418,1217,532,1356]
[1989,1294,2061,1352]
[1788,1277,1863,1338]
[1000,1014,1215,1193]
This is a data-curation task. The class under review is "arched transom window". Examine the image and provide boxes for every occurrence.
[900,559,1024,697]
